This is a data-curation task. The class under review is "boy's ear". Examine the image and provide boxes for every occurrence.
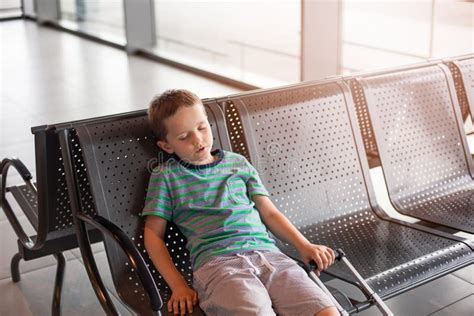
[157,140,174,154]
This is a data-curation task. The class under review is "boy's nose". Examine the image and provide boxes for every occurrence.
[191,133,202,145]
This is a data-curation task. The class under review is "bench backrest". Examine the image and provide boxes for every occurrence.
[31,126,96,234]
[220,81,377,228]
[70,101,229,314]
[346,60,473,166]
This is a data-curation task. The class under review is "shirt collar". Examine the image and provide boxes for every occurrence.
[172,149,224,170]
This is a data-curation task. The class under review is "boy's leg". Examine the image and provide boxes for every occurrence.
[261,252,337,316]
[193,255,276,316]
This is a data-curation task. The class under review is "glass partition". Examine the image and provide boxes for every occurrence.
[59,0,126,45]
[153,0,301,87]
[342,0,473,74]
[0,0,22,18]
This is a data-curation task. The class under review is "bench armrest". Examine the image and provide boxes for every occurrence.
[1,158,33,181]
[76,213,163,313]
[0,158,47,250]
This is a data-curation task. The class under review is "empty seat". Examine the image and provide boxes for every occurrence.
[358,64,474,233]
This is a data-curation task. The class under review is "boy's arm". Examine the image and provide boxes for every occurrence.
[252,195,335,274]
[144,216,198,314]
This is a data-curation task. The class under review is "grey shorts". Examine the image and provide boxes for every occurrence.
[192,251,335,316]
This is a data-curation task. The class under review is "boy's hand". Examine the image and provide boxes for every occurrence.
[168,285,198,315]
[299,244,335,276]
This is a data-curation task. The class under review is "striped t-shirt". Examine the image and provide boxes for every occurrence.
[142,149,279,269]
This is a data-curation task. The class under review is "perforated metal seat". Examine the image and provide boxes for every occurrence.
[57,101,229,315]
[219,80,473,299]
[0,126,102,315]
[452,56,474,125]
[8,184,38,229]
[359,64,474,233]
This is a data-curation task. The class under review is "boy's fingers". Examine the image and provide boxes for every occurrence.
[179,300,187,315]
[173,300,179,315]
[321,256,329,270]
[326,248,334,264]
[330,249,336,265]
[315,254,324,271]
[320,253,330,270]
[186,298,194,313]
[323,251,332,268]
[322,248,332,270]
[193,292,198,304]
[167,299,173,312]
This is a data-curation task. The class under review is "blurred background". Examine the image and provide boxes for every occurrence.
[1,0,472,88]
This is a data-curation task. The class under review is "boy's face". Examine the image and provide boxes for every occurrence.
[158,103,214,165]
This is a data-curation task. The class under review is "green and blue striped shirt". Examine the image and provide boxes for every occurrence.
[142,149,278,269]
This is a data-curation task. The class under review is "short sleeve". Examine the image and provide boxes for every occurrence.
[142,169,173,220]
[243,158,269,197]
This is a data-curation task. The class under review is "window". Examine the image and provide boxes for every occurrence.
[153,0,301,87]
[0,0,22,18]
[59,0,126,44]
[342,0,473,73]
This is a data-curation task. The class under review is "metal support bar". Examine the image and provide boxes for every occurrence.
[11,252,22,282]
[339,255,393,316]
[52,253,66,316]
[35,0,59,23]
[123,0,155,53]
[306,248,394,316]
[306,269,349,316]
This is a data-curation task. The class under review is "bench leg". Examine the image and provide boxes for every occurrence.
[52,253,66,316]
[11,252,22,282]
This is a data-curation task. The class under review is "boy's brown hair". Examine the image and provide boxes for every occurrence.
[148,89,203,141]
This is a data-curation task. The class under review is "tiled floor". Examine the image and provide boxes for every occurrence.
[0,20,472,315]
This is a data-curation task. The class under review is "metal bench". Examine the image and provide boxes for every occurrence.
[217,79,473,311]
[56,101,230,315]
[0,125,102,316]
[358,64,474,233]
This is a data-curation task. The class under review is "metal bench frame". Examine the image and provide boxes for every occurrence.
[0,125,102,315]
[45,70,473,315]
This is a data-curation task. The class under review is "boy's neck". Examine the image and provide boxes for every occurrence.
[173,149,223,170]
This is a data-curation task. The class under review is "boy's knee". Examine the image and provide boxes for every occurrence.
[315,306,340,316]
